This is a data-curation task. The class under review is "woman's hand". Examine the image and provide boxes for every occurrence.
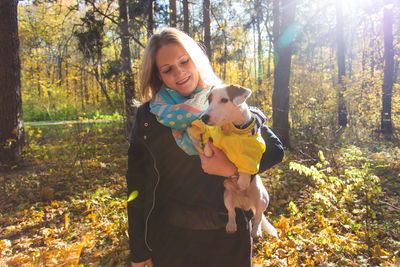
[130,259,153,267]
[198,140,237,177]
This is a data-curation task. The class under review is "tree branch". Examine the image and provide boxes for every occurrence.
[85,0,145,48]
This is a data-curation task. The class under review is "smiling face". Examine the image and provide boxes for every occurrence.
[155,42,201,97]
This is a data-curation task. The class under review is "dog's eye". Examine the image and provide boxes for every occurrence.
[221,98,228,103]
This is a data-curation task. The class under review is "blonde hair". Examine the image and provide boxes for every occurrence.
[138,27,222,101]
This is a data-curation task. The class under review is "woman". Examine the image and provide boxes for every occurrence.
[126,27,284,267]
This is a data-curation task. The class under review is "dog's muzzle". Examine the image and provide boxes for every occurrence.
[201,114,210,124]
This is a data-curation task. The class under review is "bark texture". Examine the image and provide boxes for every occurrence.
[119,0,136,134]
[271,0,296,147]
[203,0,212,60]
[381,3,394,134]
[0,0,24,167]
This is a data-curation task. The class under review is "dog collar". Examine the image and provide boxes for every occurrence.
[222,119,256,135]
[234,117,255,130]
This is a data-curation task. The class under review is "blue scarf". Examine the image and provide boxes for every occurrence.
[149,85,210,155]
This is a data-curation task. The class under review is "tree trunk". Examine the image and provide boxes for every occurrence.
[271,0,296,148]
[58,53,63,86]
[0,0,24,168]
[183,0,189,34]
[37,64,41,97]
[336,0,347,127]
[80,68,85,110]
[381,2,394,134]
[148,0,154,37]
[255,0,263,86]
[370,22,375,78]
[267,38,272,78]
[119,0,136,134]
[169,0,176,27]
[83,67,89,106]
[362,45,367,90]
[253,23,257,79]
[203,0,211,60]
[94,64,114,109]
[222,20,227,81]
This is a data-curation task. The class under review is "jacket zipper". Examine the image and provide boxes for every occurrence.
[142,140,160,252]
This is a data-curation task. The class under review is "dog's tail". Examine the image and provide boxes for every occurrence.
[262,215,278,237]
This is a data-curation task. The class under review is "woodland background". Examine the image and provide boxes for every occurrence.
[0,0,399,266]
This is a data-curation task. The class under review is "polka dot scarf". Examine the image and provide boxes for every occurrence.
[150,85,210,155]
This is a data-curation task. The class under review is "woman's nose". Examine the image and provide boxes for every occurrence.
[175,66,185,76]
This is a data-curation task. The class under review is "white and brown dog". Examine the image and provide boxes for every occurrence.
[191,84,277,239]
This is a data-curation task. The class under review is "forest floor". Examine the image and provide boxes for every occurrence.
[0,122,399,266]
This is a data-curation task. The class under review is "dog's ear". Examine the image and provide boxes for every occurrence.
[206,86,214,103]
[227,85,252,106]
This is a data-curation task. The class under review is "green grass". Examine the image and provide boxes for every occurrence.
[23,103,123,122]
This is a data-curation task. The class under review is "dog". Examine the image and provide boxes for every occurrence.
[190,84,278,239]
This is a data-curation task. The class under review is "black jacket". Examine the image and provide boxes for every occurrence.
[126,102,284,263]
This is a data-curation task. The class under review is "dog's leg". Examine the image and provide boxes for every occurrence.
[203,143,213,157]
[251,210,264,239]
[251,193,267,238]
[224,188,237,233]
[237,172,251,191]
[256,177,278,237]
[250,176,267,239]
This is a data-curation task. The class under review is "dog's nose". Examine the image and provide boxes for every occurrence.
[201,114,210,124]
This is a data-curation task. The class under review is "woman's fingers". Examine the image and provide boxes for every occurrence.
[199,141,237,177]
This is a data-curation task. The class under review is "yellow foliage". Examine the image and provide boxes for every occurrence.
[64,213,70,229]
[276,215,290,234]
[315,212,328,228]
[86,212,98,222]
[372,244,391,258]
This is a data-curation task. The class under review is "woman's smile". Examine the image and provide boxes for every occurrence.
[177,76,190,85]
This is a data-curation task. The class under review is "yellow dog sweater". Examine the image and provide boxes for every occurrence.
[188,119,265,175]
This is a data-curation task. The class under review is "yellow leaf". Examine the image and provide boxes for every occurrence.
[316,213,328,228]
[81,232,95,248]
[127,190,139,202]
[276,248,287,258]
[305,258,314,266]
[65,213,70,229]
[313,252,327,263]
[86,212,98,222]
[372,244,391,257]
[277,215,290,233]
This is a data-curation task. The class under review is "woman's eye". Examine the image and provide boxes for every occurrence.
[221,98,228,103]
[162,68,171,74]
[181,59,189,65]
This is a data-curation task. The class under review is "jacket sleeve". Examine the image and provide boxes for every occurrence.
[258,125,284,173]
[126,106,152,263]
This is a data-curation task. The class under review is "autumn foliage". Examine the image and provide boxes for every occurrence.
[1,121,399,266]
[1,0,399,266]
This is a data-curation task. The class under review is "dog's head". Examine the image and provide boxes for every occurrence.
[201,84,252,126]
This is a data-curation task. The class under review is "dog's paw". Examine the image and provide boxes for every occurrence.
[226,222,237,233]
[237,179,249,191]
[204,144,213,157]
[251,227,263,239]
